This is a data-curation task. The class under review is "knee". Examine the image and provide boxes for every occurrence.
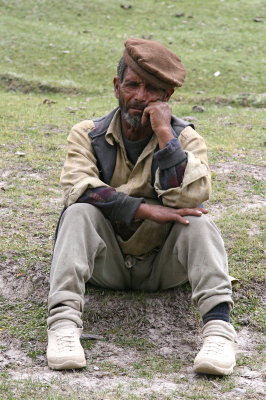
[63,203,89,218]
[62,203,101,223]
[173,213,210,231]
[66,202,90,214]
[186,214,212,231]
[173,214,222,240]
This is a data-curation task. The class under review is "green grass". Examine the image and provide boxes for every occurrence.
[0,298,47,345]
[0,0,265,97]
[0,0,266,399]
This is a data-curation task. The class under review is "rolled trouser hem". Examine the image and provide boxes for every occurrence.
[48,291,85,313]
[198,295,234,317]
[47,305,83,329]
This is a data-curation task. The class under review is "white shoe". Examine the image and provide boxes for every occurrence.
[193,320,237,375]
[47,327,86,370]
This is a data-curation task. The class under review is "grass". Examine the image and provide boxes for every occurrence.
[0,0,265,97]
[0,0,266,399]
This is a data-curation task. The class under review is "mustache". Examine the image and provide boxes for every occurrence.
[127,102,147,110]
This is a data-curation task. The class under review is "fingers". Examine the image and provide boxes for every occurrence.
[141,109,149,126]
[141,102,171,127]
[177,208,208,217]
[175,215,190,225]
[177,208,202,216]
[174,207,209,225]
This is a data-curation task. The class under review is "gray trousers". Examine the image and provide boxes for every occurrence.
[47,203,233,328]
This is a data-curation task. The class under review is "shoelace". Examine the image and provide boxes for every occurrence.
[56,331,77,352]
[201,338,226,356]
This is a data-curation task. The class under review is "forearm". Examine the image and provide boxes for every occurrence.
[159,160,187,189]
[154,126,211,207]
[76,186,144,225]
[154,137,187,189]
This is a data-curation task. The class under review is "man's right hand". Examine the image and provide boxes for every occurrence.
[135,203,208,225]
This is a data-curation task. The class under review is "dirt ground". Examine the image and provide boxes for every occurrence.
[1,160,265,399]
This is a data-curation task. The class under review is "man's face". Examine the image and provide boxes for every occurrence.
[114,67,172,128]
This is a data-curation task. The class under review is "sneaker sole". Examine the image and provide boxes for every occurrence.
[193,361,235,376]
[48,359,86,370]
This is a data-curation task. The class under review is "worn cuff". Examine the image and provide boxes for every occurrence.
[109,193,145,225]
[153,138,187,170]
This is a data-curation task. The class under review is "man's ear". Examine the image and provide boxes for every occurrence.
[113,77,120,99]
[163,88,175,101]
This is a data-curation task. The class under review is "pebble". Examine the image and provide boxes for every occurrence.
[159,347,173,357]
[232,388,246,394]
[192,105,205,112]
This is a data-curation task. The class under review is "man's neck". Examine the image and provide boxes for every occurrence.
[121,118,153,142]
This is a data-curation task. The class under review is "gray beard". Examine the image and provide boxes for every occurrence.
[121,110,142,128]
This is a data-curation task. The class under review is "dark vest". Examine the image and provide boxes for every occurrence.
[88,107,194,185]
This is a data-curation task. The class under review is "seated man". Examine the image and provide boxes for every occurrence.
[47,38,237,375]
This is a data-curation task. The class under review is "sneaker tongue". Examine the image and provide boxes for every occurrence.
[203,321,237,342]
[50,319,77,331]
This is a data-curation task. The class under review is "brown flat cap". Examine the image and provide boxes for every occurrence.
[123,38,186,90]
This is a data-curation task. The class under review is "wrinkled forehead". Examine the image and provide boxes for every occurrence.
[122,66,145,82]
[121,66,165,92]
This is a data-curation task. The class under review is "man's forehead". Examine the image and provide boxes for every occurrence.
[123,66,143,82]
[122,67,161,89]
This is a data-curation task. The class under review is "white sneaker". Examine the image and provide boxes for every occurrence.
[47,327,86,370]
[193,320,237,375]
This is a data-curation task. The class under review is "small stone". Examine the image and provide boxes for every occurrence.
[93,365,100,371]
[192,105,205,113]
[242,369,260,379]
[238,316,250,325]
[232,388,246,394]
[182,116,198,122]
[141,34,153,40]
[43,98,56,105]
[120,4,132,9]
[80,333,104,340]
[214,70,221,77]
[15,151,26,156]
[254,17,263,22]
[175,13,185,17]
[159,347,173,357]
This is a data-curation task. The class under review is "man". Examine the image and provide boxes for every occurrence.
[47,38,237,375]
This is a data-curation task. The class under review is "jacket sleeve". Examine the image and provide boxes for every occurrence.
[153,137,187,189]
[60,120,106,206]
[154,126,211,208]
[60,120,144,225]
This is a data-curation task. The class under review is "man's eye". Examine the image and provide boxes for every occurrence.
[147,85,160,93]
[125,82,138,88]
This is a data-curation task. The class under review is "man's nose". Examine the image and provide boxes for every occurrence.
[134,85,147,102]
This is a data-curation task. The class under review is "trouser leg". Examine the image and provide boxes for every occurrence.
[131,214,233,316]
[47,203,130,327]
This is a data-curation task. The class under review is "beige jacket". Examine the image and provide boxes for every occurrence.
[60,110,211,255]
